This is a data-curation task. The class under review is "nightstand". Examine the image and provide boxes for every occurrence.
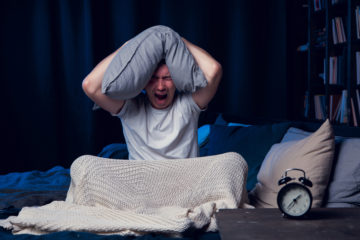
[216,208,360,240]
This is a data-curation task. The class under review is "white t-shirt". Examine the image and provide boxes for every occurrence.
[116,93,202,160]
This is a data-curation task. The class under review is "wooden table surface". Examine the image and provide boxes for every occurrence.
[216,208,360,240]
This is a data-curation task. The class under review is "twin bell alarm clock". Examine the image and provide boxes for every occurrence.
[277,168,313,219]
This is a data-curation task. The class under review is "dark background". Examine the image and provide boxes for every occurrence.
[0,0,308,173]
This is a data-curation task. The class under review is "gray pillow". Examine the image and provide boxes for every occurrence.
[102,25,207,100]
[281,126,360,207]
[325,138,360,208]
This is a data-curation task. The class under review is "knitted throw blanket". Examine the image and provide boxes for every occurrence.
[0,152,249,236]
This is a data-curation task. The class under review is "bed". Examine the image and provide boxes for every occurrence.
[1,112,359,239]
[0,161,223,240]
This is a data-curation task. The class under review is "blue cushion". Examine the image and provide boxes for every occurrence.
[98,143,129,159]
[198,124,211,147]
[205,122,291,191]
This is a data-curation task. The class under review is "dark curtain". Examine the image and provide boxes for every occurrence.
[1,0,298,173]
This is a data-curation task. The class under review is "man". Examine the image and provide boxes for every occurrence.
[82,36,222,160]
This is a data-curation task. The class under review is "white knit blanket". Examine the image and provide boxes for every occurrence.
[0,152,250,236]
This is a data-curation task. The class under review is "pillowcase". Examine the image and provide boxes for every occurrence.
[228,122,252,127]
[197,124,210,147]
[281,127,312,142]
[213,114,228,125]
[281,125,360,207]
[102,25,207,100]
[204,122,291,191]
[98,143,129,159]
[325,138,360,207]
[249,119,335,208]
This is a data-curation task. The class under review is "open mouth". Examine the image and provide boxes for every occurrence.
[155,93,168,100]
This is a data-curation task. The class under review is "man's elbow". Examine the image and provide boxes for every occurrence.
[208,61,222,83]
[82,77,98,96]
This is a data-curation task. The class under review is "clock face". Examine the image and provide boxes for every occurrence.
[277,183,312,218]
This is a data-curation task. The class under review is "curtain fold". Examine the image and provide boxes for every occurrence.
[1,0,288,173]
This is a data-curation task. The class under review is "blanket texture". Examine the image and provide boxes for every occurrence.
[0,152,249,236]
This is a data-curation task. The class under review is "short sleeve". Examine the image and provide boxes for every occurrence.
[177,93,204,114]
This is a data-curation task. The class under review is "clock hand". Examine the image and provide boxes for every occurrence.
[294,194,302,201]
[287,201,295,210]
[286,194,302,210]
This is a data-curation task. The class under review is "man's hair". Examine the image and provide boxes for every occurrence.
[157,59,166,68]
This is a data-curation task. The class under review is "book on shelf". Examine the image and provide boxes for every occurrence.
[357,89,360,119]
[314,95,326,120]
[332,17,346,44]
[351,98,359,127]
[336,89,348,124]
[339,17,346,43]
[328,55,345,85]
[332,18,338,44]
[330,94,341,121]
[314,0,324,11]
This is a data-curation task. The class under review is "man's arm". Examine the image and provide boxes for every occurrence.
[182,38,222,109]
[82,46,126,115]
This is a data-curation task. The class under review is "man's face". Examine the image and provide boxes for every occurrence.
[145,64,176,109]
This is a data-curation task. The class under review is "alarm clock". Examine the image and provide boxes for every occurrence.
[277,168,313,219]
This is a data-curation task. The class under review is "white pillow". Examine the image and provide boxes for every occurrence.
[250,119,335,208]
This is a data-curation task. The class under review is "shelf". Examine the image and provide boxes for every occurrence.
[305,0,360,126]
[328,84,346,93]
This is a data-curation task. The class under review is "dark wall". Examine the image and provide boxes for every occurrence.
[0,0,307,173]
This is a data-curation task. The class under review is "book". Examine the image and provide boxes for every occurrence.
[339,90,348,124]
[339,17,346,43]
[332,17,346,44]
[357,89,360,116]
[314,95,326,120]
[330,94,341,121]
[314,0,321,11]
[335,18,342,43]
[351,98,358,127]
[332,19,338,44]
[333,96,342,121]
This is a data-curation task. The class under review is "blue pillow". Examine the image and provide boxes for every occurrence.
[214,114,228,125]
[206,122,291,191]
[228,122,252,127]
[198,124,211,147]
[98,143,129,159]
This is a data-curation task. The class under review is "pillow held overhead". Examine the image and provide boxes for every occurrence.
[102,25,208,100]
